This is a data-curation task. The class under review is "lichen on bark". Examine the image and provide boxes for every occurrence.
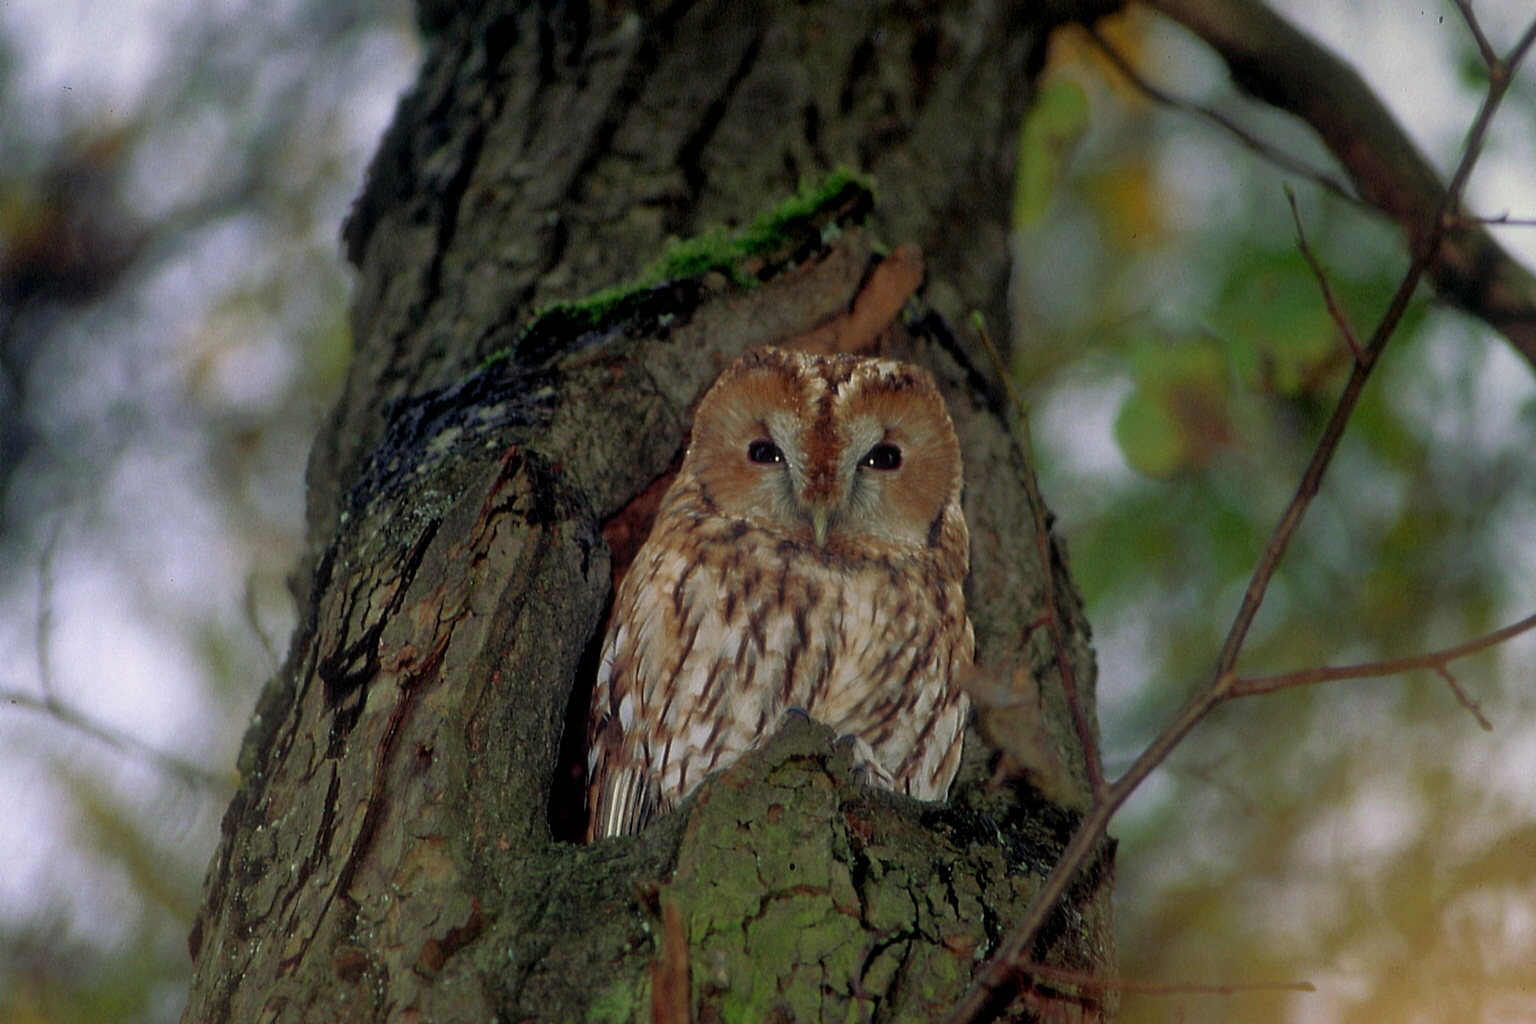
[662,716,1075,1023]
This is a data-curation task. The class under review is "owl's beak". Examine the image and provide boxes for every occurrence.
[802,469,842,547]
[809,502,835,548]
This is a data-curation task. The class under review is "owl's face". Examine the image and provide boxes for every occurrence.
[684,348,962,553]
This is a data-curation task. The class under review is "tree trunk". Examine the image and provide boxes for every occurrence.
[183,2,1115,1021]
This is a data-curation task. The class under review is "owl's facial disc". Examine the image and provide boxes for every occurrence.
[789,420,909,548]
[807,438,903,547]
[737,412,852,549]
[687,348,959,555]
[742,415,923,550]
[743,409,830,544]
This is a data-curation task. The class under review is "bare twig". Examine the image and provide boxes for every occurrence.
[1454,0,1500,70]
[1436,666,1493,730]
[1227,610,1536,707]
[18,514,233,793]
[244,575,282,671]
[35,519,63,704]
[972,314,1106,799]
[1455,213,1536,228]
[1016,960,1316,997]
[946,10,1536,1021]
[1085,25,1361,206]
[1286,186,1364,362]
[651,902,692,1024]
[1206,7,1529,699]
[1228,611,1536,732]
[1143,0,1536,369]
[3,687,233,792]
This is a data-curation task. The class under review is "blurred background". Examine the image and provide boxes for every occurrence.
[0,2,1531,1022]
[1019,5,1536,1023]
[0,0,417,1017]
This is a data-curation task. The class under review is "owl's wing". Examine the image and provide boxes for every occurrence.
[586,751,661,840]
[584,564,679,840]
[585,524,757,839]
[586,643,662,839]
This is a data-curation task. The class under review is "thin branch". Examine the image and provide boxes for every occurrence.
[1214,3,1530,693]
[1454,0,1500,70]
[1085,25,1361,205]
[35,519,63,705]
[1016,960,1316,997]
[244,575,282,672]
[1455,213,1536,228]
[18,514,233,794]
[650,902,691,1024]
[972,314,1107,799]
[1229,611,1536,732]
[947,11,1536,1021]
[1286,186,1364,362]
[3,687,233,793]
[1437,666,1494,730]
[1227,610,1536,702]
[1144,0,1536,369]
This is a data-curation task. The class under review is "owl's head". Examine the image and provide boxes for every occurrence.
[684,347,964,552]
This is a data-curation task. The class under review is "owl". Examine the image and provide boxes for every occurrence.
[585,346,974,840]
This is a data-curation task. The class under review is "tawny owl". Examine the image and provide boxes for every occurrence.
[585,346,974,840]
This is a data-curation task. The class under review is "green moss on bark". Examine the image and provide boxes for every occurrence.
[479,170,875,372]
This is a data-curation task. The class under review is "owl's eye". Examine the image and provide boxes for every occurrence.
[747,440,784,464]
[861,442,903,471]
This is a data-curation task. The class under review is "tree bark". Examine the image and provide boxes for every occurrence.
[182,2,1115,1021]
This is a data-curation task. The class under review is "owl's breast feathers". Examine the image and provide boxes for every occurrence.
[585,347,973,841]
[586,483,973,840]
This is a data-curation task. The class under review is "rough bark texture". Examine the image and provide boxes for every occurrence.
[183,2,1115,1021]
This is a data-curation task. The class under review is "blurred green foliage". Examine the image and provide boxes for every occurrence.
[1016,77,1092,231]
[1015,9,1536,1024]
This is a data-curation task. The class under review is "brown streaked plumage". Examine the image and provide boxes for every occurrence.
[585,346,974,840]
